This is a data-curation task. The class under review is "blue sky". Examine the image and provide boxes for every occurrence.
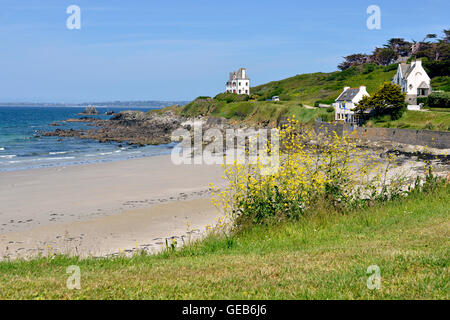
[1,0,448,102]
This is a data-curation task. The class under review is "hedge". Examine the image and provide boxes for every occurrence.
[427,92,450,108]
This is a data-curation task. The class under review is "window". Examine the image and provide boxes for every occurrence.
[239,82,241,86]
[245,90,248,94]
[246,82,248,86]
[239,90,241,94]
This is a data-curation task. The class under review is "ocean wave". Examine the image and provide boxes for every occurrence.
[5,156,76,164]
[49,151,69,155]
[0,155,16,159]
[46,157,76,161]
[0,147,4,151]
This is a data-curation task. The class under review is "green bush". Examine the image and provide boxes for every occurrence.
[416,97,428,106]
[427,92,450,108]
[214,92,249,103]
[362,63,376,74]
[383,63,398,72]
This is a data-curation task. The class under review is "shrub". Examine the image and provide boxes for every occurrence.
[416,97,428,106]
[362,63,376,74]
[211,118,408,230]
[383,63,398,72]
[215,92,249,103]
[427,92,450,108]
[326,106,335,113]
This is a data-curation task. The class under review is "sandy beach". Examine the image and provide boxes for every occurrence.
[0,155,226,259]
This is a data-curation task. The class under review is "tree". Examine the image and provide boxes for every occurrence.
[354,95,372,123]
[443,29,450,43]
[355,95,372,113]
[372,47,396,66]
[423,34,437,42]
[338,54,369,70]
[384,38,412,57]
[370,83,406,120]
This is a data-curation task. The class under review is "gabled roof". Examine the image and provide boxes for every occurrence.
[403,64,416,79]
[399,63,409,77]
[336,88,360,102]
[229,68,249,81]
[417,81,430,89]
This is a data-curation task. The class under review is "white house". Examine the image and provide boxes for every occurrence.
[392,60,431,105]
[333,86,370,123]
[226,68,250,95]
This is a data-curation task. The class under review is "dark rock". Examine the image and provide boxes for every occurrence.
[78,106,98,115]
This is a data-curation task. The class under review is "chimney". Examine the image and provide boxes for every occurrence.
[415,60,422,67]
[241,68,246,79]
[359,85,366,91]
[343,86,350,91]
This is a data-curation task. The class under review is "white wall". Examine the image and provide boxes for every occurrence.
[405,61,430,95]
[226,79,250,94]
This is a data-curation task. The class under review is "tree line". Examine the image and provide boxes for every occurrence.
[338,29,450,77]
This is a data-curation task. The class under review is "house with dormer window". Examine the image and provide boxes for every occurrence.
[392,60,431,105]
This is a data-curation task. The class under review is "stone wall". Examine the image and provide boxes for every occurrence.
[314,122,450,149]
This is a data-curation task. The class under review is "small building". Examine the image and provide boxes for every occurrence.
[333,86,370,123]
[271,96,280,101]
[225,68,250,95]
[392,60,432,105]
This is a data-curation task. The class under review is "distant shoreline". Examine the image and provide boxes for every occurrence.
[0,101,190,108]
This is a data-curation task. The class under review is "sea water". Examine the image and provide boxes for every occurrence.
[0,106,175,172]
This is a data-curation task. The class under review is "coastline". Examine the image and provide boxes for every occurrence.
[0,154,226,260]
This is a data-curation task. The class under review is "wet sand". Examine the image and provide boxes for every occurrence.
[0,155,225,259]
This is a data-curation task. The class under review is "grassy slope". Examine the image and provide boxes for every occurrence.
[251,64,397,105]
[367,110,450,131]
[180,99,333,126]
[0,184,448,299]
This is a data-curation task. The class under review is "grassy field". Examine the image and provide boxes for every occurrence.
[251,64,397,105]
[179,99,333,126]
[0,184,448,299]
[367,110,450,131]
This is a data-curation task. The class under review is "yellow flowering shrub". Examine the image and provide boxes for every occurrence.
[211,117,409,229]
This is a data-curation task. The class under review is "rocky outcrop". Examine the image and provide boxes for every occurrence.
[65,117,102,123]
[78,106,98,115]
[41,110,186,145]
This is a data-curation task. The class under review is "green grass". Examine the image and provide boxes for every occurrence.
[431,76,450,92]
[367,110,450,131]
[251,64,397,105]
[1,185,448,299]
[179,98,333,126]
